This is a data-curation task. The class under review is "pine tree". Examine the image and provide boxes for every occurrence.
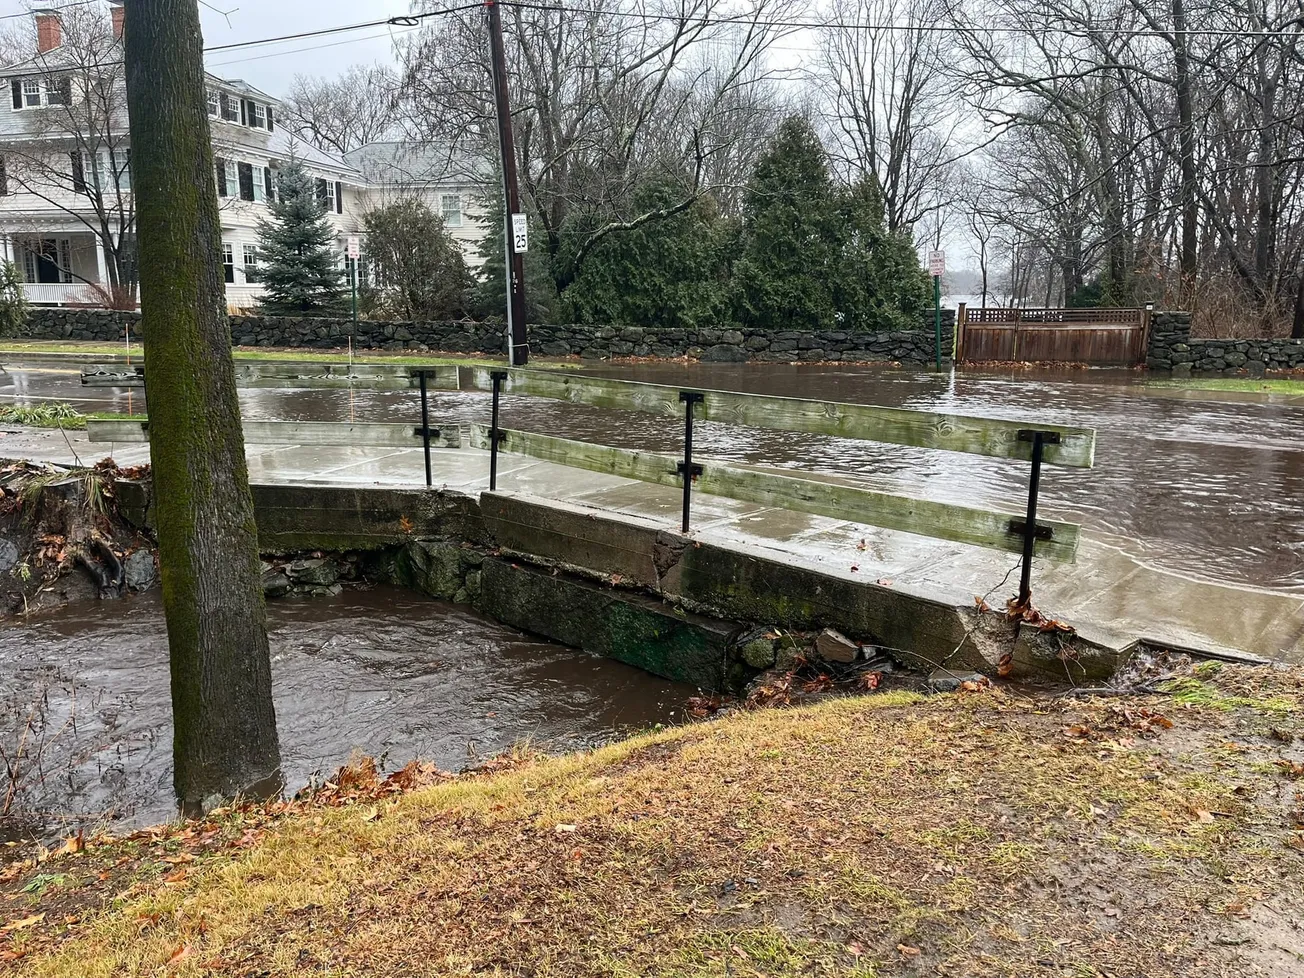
[834,174,931,331]
[732,116,842,331]
[254,157,344,314]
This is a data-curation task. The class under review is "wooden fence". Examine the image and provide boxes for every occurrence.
[956,305,1152,365]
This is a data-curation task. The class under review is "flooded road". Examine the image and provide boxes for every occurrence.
[3,359,1303,592]
[0,586,691,843]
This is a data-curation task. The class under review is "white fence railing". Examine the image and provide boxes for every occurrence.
[22,283,96,305]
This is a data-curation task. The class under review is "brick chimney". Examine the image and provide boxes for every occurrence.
[110,3,125,40]
[34,10,62,54]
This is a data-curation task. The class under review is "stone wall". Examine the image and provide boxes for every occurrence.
[17,308,137,342]
[1147,311,1304,375]
[19,307,956,365]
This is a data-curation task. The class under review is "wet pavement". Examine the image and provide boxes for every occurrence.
[0,586,691,843]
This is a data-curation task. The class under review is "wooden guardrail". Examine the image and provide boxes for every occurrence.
[466,424,1079,561]
[459,367,1095,469]
[84,358,1096,590]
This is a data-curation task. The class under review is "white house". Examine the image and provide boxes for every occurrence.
[0,3,490,312]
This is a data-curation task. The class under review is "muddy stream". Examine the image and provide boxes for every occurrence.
[0,586,690,845]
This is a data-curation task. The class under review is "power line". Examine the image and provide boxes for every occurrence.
[500,0,1304,41]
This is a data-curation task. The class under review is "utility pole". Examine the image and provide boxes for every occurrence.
[485,0,529,366]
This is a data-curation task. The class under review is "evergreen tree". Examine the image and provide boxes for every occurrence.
[361,198,471,320]
[834,175,932,331]
[469,190,558,323]
[254,157,344,314]
[732,116,842,331]
[561,182,736,329]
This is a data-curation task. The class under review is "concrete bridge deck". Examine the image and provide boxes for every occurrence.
[4,424,1300,666]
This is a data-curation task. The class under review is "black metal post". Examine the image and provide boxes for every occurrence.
[1017,431,1047,606]
[489,370,507,491]
[419,370,432,487]
[678,391,704,533]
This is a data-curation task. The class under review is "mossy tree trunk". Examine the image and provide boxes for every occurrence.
[123,0,280,809]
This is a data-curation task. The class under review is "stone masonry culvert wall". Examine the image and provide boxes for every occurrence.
[1147,311,1304,375]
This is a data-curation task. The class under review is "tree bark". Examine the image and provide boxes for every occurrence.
[123,0,280,811]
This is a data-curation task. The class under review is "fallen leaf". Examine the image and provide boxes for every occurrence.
[162,868,188,884]
[160,853,194,865]
[167,944,192,965]
[3,913,45,932]
[897,943,920,958]
[554,823,577,834]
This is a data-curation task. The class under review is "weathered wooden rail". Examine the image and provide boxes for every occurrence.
[86,360,1097,596]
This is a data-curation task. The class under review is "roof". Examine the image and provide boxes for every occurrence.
[265,129,364,180]
[343,141,491,187]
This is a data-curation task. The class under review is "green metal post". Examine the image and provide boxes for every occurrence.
[351,261,358,327]
[933,274,942,371]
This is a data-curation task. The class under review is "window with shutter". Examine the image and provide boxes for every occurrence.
[207,89,218,117]
[252,165,265,203]
[220,93,239,122]
[215,158,229,197]
[264,166,275,202]
[315,178,328,205]
[242,244,258,278]
[22,79,41,108]
[237,161,255,201]
[252,103,266,129]
[70,151,85,193]
[11,80,21,111]
[222,242,235,284]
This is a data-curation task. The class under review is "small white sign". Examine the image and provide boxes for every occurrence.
[346,235,361,260]
[511,213,529,253]
[928,249,946,278]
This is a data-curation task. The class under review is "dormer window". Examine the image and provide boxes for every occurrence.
[251,102,265,128]
[220,92,239,123]
[10,75,70,110]
[207,89,219,117]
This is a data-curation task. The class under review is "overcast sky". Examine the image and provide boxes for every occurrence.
[0,0,412,95]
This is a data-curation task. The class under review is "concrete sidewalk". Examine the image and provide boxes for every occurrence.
[5,424,1301,664]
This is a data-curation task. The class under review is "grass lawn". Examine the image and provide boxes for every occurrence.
[1144,377,1304,395]
[3,662,1302,977]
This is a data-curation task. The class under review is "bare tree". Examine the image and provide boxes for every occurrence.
[2,6,137,303]
[400,0,797,297]
[813,0,968,233]
[281,64,403,154]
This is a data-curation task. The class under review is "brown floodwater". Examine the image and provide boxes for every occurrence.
[0,586,691,844]
[2,360,1302,590]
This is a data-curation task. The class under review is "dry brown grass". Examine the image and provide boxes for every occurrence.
[5,665,1304,977]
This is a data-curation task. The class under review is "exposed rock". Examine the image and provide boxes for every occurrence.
[815,627,859,663]
[927,668,988,692]
[123,549,156,591]
[261,571,293,598]
[0,538,18,574]
[287,557,341,586]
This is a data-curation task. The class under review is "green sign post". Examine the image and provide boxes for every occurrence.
[347,235,360,329]
[928,250,946,371]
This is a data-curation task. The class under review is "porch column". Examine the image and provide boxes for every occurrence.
[94,237,109,288]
